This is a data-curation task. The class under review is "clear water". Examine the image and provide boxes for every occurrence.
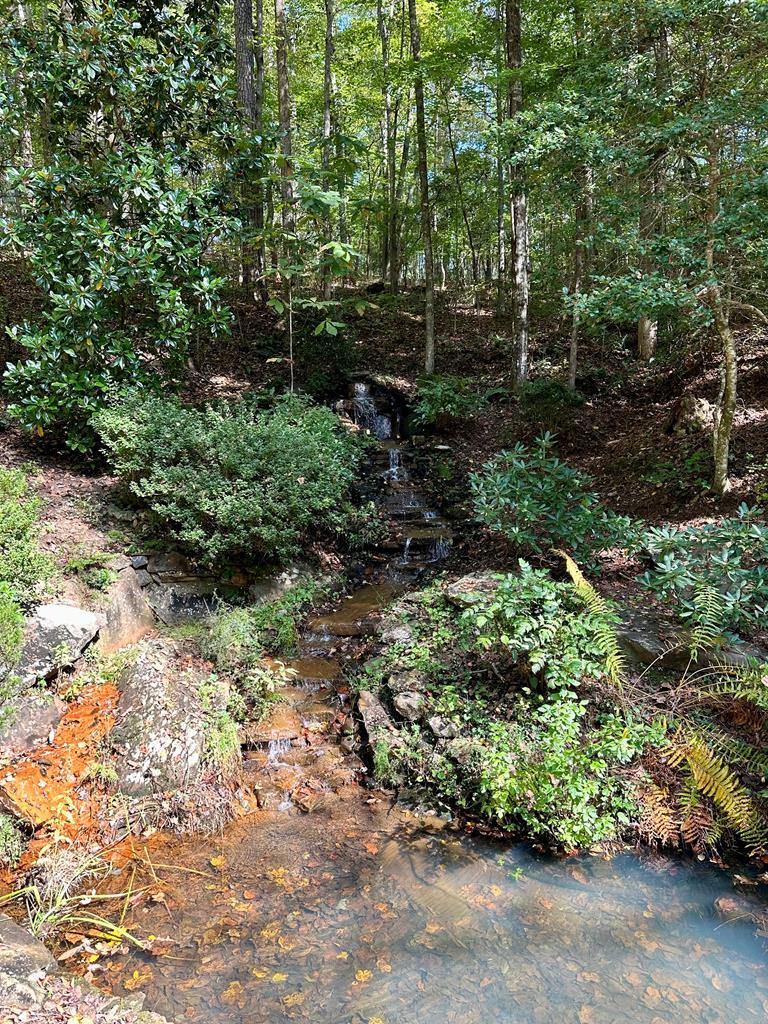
[92,802,767,1024]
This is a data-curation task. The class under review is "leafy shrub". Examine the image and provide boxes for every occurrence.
[94,394,370,565]
[639,505,768,633]
[0,812,26,867]
[2,5,234,451]
[414,375,485,427]
[462,563,621,694]
[518,377,584,411]
[0,468,53,665]
[0,468,53,606]
[472,699,658,847]
[471,434,637,565]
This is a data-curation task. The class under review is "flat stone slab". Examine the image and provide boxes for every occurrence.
[98,568,156,653]
[0,694,65,758]
[7,604,101,687]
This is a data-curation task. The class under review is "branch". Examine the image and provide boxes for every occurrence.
[728,301,768,325]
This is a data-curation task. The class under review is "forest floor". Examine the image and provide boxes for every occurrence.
[0,275,767,639]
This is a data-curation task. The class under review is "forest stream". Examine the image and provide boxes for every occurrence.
[80,382,768,1024]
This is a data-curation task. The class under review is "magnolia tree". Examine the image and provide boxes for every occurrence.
[1,2,236,451]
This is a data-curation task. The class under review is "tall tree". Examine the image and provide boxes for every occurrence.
[408,0,435,373]
[505,0,529,383]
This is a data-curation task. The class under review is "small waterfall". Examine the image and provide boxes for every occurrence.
[401,537,413,562]
[353,382,392,440]
[384,447,408,483]
[423,509,437,520]
[267,737,291,766]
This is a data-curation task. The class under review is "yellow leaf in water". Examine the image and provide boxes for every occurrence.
[221,981,243,1005]
[489,885,502,897]
[260,922,280,940]
[251,968,268,978]
[210,856,225,869]
[336,951,349,960]
[283,992,305,1007]
[368,1018,386,1024]
[271,973,288,983]
[355,969,373,983]
[124,968,153,991]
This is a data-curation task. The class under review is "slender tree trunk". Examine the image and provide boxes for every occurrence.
[495,0,507,315]
[322,0,335,298]
[505,0,529,382]
[408,0,435,373]
[274,0,294,235]
[253,0,267,301]
[377,0,397,290]
[234,0,257,289]
[705,138,736,496]
[443,89,479,285]
[637,23,669,360]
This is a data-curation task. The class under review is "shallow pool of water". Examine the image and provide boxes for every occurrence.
[89,798,767,1024]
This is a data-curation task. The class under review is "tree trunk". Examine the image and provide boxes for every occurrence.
[274,0,294,236]
[253,0,267,301]
[705,138,736,496]
[322,0,335,299]
[505,0,529,383]
[377,0,397,290]
[637,23,669,360]
[495,1,507,315]
[408,0,435,373]
[234,0,257,289]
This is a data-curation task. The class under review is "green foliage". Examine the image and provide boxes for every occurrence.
[64,546,116,592]
[472,700,660,848]
[413,375,486,427]
[0,468,53,607]
[0,812,25,867]
[471,435,637,566]
[518,377,584,411]
[1,3,236,451]
[639,505,768,633]
[0,468,53,665]
[94,393,370,565]
[198,675,241,770]
[462,563,621,694]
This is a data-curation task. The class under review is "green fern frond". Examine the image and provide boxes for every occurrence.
[688,583,726,662]
[694,721,768,777]
[555,549,627,688]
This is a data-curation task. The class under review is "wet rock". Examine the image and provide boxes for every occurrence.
[130,554,149,570]
[714,894,768,930]
[0,914,56,1008]
[357,689,401,746]
[443,573,500,607]
[381,622,413,645]
[111,639,207,796]
[393,690,425,722]
[387,668,428,695]
[0,694,65,756]
[242,705,303,744]
[7,604,101,686]
[427,714,460,739]
[618,611,768,671]
[97,568,156,653]
[665,395,715,435]
[134,568,153,588]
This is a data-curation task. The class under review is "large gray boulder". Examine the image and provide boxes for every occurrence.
[0,914,55,1009]
[110,639,208,796]
[5,604,101,687]
[0,693,65,757]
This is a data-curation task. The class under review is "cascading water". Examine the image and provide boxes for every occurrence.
[353,381,393,440]
[266,737,291,766]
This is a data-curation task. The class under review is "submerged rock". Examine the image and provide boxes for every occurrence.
[110,639,207,796]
